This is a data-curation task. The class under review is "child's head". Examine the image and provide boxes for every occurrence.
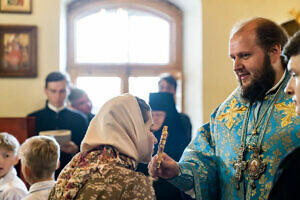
[0,132,20,178]
[19,136,60,184]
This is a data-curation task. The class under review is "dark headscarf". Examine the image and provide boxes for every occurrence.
[149,92,179,121]
[147,92,189,200]
[149,92,187,161]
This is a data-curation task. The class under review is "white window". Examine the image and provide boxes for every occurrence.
[75,9,170,64]
[67,0,183,113]
[76,76,121,113]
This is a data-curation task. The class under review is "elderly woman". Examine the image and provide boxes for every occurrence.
[137,92,190,200]
[49,94,157,200]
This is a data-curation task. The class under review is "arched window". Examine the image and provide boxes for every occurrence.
[67,0,183,112]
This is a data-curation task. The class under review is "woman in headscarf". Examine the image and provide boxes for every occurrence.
[49,94,157,200]
[149,92,190,162]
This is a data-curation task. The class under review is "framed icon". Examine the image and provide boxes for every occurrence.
[0,0,31,13]
[0,25,37,77]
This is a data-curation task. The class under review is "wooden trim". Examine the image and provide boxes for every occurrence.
[0,117,36,143]
[67,0,184,110]
[67,0,182,71]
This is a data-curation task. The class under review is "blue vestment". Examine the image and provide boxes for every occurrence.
[169,73,300,200]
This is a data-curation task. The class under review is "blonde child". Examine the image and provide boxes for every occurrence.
[19,136,60,200]
[0,132,28,200]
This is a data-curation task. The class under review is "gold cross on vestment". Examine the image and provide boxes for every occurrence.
[217,99,247,129]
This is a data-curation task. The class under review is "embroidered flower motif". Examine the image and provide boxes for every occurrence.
[217,99,247,129]
[275,102,297,127]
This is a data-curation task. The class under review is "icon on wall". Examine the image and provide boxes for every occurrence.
[0,25,37,77]
[0,0,31,14]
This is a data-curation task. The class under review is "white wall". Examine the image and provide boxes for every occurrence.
[0,0,61,117]
[201,0,299,122]
[170,0,203,136]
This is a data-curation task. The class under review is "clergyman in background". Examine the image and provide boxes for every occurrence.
[68,87,95,123]
[28,71,88,177]
[158,73,192,143]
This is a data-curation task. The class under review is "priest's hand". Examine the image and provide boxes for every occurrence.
[148,153,180,179]
[60,141,78,154]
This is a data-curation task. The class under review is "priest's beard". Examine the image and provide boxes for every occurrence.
[240,54,276,103]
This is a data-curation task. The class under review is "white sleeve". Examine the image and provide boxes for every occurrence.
[2,187,27,200]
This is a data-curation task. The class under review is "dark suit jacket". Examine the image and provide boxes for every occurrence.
[28,104,88,177]
[268,146,300,200]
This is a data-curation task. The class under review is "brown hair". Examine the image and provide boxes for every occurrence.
[0,132,20,155]
[283,31,300,60]
[19,136,60,180]
[68,88,86,105]
[45,71,69,88]
[158,73,177,91]
[136,97,151,123]
[231,17,288,68]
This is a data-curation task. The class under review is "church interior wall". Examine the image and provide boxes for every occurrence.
[0,0,299,136]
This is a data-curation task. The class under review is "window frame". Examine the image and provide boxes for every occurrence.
[67,0,184,109]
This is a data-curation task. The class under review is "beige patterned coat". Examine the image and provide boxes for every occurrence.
[48,145,155,200]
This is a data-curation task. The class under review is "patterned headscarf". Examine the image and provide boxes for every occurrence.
[81,94,153,163]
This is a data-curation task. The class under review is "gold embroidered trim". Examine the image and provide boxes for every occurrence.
[217,99,247,129]
[275,102,297,127]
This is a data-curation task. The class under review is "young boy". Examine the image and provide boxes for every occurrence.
[0,132,28,200]
[19,136,60,200]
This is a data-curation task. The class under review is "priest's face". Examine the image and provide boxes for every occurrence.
[44,80,68,108]
[230,30,275,103]
[285,54,300,116]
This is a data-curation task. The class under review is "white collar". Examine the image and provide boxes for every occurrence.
[28,180,56,194]
[0,168,16,187]
[266,70,286,95]
[48,102,67,113]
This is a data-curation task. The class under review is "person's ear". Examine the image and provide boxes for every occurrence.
[44,87,49,97]
[13,155,19,166]
[268,44,281,64]
[56,160,60,170]
[24,165,31,178]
